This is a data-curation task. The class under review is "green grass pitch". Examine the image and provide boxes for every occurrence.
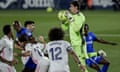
[0,10,120,72]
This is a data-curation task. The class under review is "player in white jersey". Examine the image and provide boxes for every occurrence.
[0,25,17,72]
[17,35,36,72]
[45,27,85,72]
[29,36,49,72]
[18,35,49,72]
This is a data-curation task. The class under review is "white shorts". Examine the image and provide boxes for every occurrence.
[0,62,16,72]
[35,57,50,72]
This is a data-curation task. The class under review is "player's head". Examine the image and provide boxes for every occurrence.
[69,1,80,14]
[3,25,13,37]
[24,21,35,31]
[28,36,36,43]
[13,20,22,32]
[48,27,64,41]
[84,24,89,35]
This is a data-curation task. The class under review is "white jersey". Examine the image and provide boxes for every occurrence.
[21,43,32,65]
[46,40,72,72]
[0,35,16,72]
[31,42,44,62]
[29,42,49,72]
[0,35,14,61]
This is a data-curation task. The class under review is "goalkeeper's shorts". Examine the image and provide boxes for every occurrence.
[86,56,103,67]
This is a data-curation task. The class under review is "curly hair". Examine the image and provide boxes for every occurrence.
[48,27,64,41]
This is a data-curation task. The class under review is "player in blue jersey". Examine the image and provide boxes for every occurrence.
[13,20,36,72]
[13,20,34,40]
[13,20,35,49]
[23,20,35,38]
[83,24,117,72]
[13,21,26,39]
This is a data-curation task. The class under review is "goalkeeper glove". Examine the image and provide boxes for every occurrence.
[65,11,74,22]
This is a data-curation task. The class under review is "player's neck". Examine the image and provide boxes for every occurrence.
[6,34,12,40]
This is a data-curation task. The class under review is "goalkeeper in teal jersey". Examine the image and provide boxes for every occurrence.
[60,1,89,72]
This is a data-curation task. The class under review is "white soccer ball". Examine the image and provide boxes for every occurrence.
[57,10,67,21]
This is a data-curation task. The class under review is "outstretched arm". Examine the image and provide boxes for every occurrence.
[95,38,117,45]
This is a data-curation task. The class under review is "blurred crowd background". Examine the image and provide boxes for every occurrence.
[0,0,120,11]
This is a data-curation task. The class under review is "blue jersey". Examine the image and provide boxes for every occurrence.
[16,28,36,69]
[84,32,97,53]
[16,27,32,38]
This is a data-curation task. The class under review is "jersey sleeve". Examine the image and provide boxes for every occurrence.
[65,41,73,52]
[91,32,97,41]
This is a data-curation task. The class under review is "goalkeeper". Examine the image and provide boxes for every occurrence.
[59,1,88,72]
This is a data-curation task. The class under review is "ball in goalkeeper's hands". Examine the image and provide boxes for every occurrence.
[58,10,67,21]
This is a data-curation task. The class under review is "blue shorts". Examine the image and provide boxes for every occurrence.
[86,56,103,67]
[25,57,37,69]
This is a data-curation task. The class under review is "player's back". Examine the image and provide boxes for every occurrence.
[31,43,50,72]
[31,43,44,62]
[46,40,71,72]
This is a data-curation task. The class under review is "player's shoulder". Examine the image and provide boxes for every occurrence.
[59,40,71,47]
[20,27,26,32]
[79,12,84,15]
[78,12,85,21]
[2,35,11,41]
[35,42,44,47]
[47,40,70,45]
[78,12,85,16]
[21,27,26,30]
[88,32,95,35]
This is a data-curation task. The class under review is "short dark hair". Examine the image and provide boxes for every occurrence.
[24,21,34,27]
[48,27,64,41]
[71,1,80,10]
[3,25,11,35]
[84,23,89,30]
